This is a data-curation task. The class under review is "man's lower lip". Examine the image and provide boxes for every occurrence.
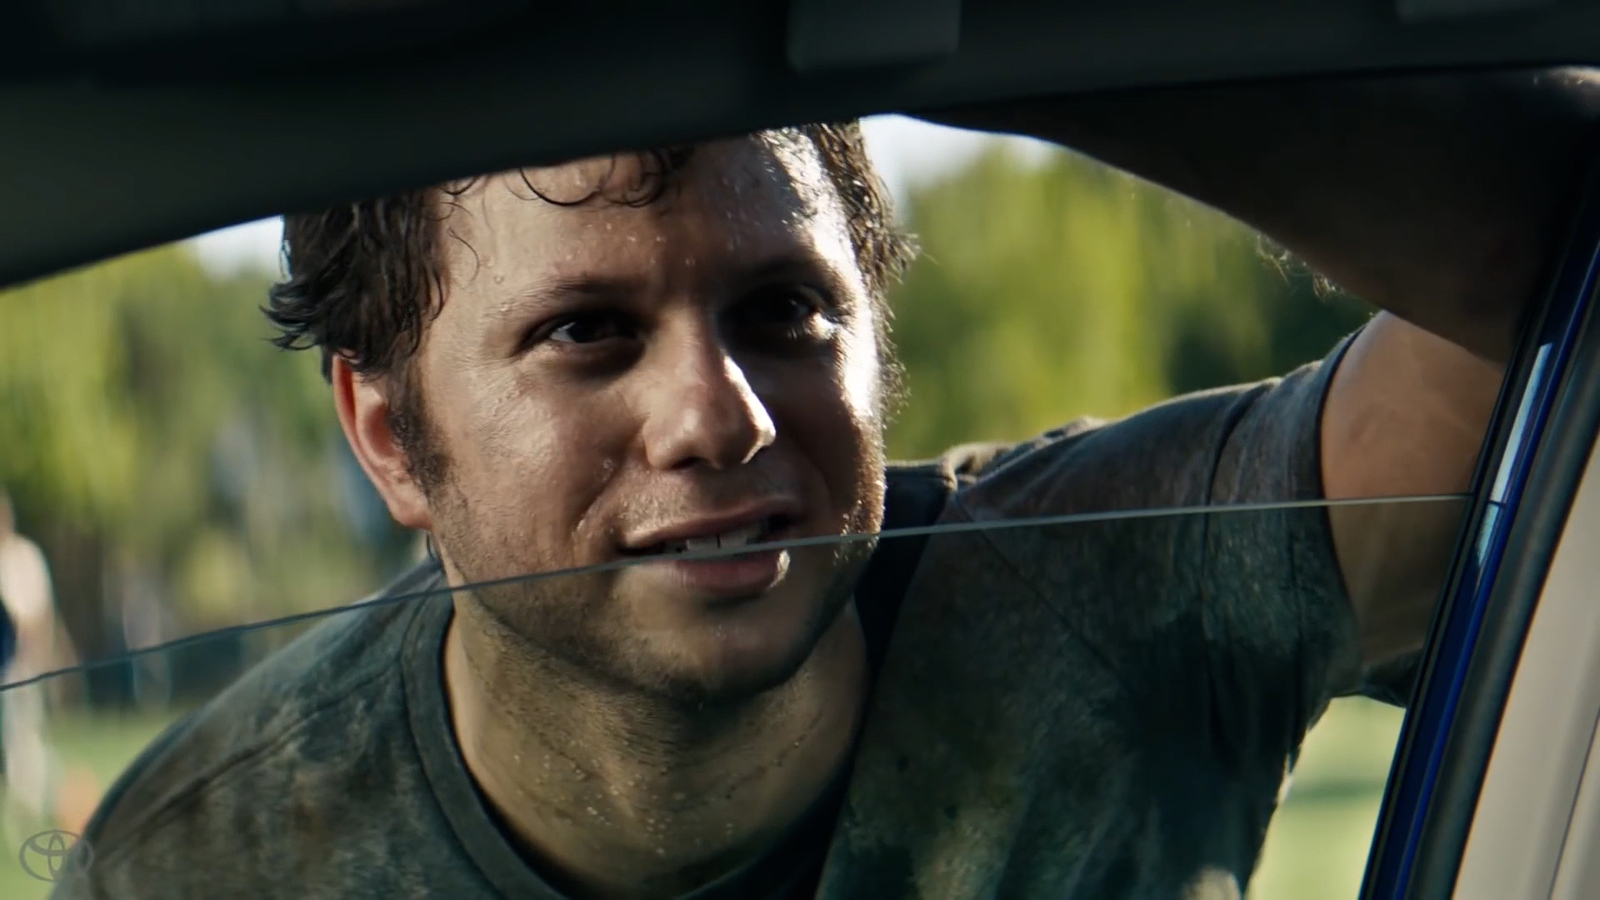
[629,548,788,598]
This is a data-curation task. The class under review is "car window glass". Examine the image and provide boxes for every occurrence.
[0,76,1544,897]
[0,502,1459,900]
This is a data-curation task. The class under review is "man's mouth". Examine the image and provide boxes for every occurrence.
[624,515,795,557]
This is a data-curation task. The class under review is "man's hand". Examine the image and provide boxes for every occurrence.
[917,69,1600,672]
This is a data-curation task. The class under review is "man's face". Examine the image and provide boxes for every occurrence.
[411,134,888,704]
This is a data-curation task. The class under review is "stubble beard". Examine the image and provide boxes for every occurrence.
[404,393,891,712]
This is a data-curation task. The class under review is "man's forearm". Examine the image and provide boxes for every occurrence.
[920,69,1600,363]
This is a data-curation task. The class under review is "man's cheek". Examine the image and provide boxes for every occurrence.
[478,478,608,571]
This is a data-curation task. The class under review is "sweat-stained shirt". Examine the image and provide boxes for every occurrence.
[51,338,1409,900]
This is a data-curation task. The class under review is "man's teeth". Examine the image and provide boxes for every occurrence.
[665,522,766,554]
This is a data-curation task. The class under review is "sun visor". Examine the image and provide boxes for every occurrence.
[17,0,531,81]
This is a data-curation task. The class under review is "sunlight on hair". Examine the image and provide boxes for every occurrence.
[182,116,1056,279]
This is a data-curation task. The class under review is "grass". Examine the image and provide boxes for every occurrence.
[0,697,1403,899]
[1248,698,1406,900]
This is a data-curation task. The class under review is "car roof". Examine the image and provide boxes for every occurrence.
[3,0,1597,288]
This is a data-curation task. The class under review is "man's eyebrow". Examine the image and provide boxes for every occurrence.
[718,249,842,290]
[489,274,644,320]
[487,249,842,321]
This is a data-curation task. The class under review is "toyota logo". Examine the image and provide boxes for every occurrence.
[18,829,91,883]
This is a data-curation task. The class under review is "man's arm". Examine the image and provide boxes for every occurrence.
[919,69,1600,668]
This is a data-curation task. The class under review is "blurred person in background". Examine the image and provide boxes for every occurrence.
[0,490,97,836]
[0,488,60,836]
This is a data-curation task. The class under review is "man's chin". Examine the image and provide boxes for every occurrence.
[648,619,830,707]
[635,583,855,708]
[657,658,810,709]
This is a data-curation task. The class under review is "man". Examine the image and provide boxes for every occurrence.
[56,71,1597,899]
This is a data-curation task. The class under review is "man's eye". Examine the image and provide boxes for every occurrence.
[547,313,630,345]
[736,286,835,334]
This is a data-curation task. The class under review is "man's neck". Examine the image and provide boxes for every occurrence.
[441,600,869,899]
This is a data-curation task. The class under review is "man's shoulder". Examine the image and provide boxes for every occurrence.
[945,378,1306,524]
[66,562,446,898]
[876,378,1316,630]
[884,438,1039,510]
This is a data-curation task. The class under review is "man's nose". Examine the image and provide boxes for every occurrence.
[639,330,777,472]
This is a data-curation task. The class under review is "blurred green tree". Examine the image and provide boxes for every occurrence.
[0,246,407,671]
[884,145,1373,459]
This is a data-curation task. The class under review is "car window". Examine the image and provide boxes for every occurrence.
[0,500,1462,899]
[0,74,1549,898]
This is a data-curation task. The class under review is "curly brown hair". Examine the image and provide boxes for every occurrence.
[265,121,914,383]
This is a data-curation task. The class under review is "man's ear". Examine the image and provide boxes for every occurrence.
[331,356,434,532]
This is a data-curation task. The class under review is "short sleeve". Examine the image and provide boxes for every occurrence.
[944,333,1370,771]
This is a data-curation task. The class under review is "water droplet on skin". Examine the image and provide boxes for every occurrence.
[493,273,505,284]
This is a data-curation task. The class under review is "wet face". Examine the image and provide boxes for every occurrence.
[410,135,888,704]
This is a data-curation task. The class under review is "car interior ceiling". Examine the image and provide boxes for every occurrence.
[5,0,1600,289]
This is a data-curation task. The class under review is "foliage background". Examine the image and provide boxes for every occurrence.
[884,145,1370,457]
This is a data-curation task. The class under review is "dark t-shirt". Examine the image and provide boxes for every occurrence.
[53,341,1403,899]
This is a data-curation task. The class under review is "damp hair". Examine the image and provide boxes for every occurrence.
[263,122,916,385]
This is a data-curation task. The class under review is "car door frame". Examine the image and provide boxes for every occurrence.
[1361,151,1600,899]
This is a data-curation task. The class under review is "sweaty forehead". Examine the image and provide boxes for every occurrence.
[434,133,852,290]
